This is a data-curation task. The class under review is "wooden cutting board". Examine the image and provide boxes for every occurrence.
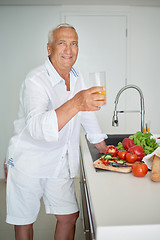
[93,159,132,173]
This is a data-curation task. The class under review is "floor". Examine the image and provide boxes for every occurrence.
[0,178,85,240]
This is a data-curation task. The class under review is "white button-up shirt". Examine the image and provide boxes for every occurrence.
[7,58,107,178]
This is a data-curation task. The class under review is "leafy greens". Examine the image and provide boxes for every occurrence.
[116,131,159,155]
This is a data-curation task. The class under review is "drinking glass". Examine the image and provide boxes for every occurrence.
[89,72,106,100]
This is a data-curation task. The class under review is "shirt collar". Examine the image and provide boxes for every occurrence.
[44,57,79,88]
[70,67,79,78]
[45,57,62,87]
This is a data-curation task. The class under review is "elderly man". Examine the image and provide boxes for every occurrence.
[6,23,107,240]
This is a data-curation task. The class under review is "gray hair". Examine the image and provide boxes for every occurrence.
[48,23,78,46]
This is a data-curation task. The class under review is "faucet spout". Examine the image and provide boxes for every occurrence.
[112,85,145,132]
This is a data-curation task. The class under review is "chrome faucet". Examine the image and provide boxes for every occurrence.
[112,85,145,132]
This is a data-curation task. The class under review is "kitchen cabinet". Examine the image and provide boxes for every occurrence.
[80,130,160,240]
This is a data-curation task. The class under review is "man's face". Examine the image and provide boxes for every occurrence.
[47,27,78,72]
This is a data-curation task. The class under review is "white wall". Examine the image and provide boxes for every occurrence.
[130,6,160,133]
[0,5,160,178]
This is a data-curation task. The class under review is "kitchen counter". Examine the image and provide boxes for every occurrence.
[80,130,160,240]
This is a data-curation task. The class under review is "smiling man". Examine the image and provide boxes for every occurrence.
[6,23,107,240]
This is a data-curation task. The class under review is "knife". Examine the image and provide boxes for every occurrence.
[108,162,129,167]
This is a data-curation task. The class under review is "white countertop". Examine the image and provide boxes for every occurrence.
[80,131,160,240]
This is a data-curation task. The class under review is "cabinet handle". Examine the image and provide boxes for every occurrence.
[83,180,95,239]
[80,148,95,239]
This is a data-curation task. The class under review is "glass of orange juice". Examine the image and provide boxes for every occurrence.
[89,72,106,100]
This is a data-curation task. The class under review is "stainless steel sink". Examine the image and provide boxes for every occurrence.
[105,134,130,146]
[87,134,131,162]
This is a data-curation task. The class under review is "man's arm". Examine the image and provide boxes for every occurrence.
[55,86,106,131]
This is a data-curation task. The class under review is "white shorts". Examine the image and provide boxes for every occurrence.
[6,166,79,225]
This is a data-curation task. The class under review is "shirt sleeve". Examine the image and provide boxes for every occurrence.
[21,77,59,142]
[80,111,108,144]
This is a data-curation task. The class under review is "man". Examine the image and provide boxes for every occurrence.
[6,23,107,240]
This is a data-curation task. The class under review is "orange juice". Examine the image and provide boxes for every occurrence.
[95,86,106,98]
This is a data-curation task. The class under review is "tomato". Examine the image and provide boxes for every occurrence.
[126,152,138,163]
[132,162,148,177]
[118,151,128,160]
[128,145,145,161]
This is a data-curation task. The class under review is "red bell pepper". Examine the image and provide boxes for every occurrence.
[122,138,135,150]
[128,145,145,161]
[105,145,119,157]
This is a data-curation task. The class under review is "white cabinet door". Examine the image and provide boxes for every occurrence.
[64,14,129,134]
